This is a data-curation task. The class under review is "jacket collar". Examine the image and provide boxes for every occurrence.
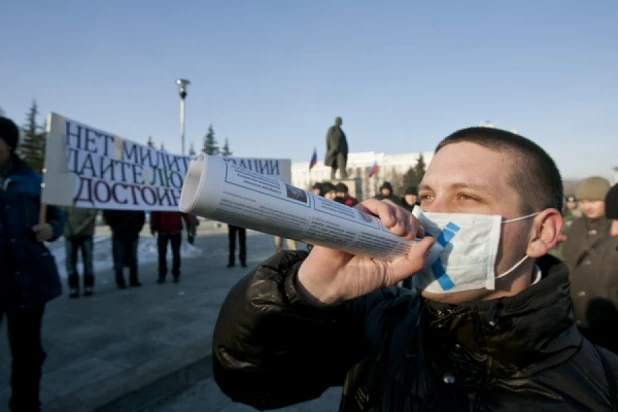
[422,255,581,378]
[2,154,31,176]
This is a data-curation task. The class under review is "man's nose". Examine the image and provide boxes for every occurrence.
[611,220,618,237]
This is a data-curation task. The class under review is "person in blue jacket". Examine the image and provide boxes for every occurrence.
[0,116,66,412]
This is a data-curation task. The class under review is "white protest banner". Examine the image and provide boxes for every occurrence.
[42,113,291,210]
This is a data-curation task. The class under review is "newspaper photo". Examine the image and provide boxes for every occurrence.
[179,153,435,261]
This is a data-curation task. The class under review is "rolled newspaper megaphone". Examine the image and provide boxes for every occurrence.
[179,153,433,261]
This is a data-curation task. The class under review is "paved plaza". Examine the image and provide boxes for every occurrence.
[0,223,338,411]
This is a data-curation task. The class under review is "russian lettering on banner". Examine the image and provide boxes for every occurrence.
[65,119,189,210]
[41,113,292,211]
[39,114,187,211]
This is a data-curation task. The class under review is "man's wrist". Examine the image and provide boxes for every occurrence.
[295,263,339,307]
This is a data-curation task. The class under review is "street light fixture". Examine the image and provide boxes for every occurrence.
[176,79,191,155]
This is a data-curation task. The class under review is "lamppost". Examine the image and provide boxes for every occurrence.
[176,79,190,155]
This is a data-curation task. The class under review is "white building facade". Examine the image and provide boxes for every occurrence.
[292,151,434,200]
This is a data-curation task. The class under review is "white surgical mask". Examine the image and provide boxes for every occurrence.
[411,205,539,294]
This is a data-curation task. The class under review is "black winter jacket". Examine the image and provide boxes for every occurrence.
[213,251,618,411]
[0,155,65,312]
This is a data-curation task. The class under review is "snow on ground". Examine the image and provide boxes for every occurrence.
[46,236,203,279]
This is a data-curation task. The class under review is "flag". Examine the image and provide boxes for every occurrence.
[368,161,379,177]
[309,148,318,170]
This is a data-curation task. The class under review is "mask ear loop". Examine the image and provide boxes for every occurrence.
[502,212,540,224]
[495,255,529,281]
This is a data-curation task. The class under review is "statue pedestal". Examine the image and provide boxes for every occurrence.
[333,177,363,201]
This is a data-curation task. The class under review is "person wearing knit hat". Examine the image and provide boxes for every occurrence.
[0,116,67,410]
[605,183,618,237]
[562,175,618,353]
[319,182,337,200]
[0,116,20,155]
[575,176,611,204]
[401,186,419,213]
[373,181,402,206]
[310,182,322,196]
[334,182,359,207]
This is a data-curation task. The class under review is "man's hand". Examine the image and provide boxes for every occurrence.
[296,199,435,306]
[558,233,568,243]
[33,223,54,242]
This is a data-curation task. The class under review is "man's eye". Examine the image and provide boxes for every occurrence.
[458,194,478,201]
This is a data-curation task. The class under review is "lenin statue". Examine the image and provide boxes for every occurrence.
[325,117,349,180]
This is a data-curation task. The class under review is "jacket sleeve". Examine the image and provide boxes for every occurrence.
[46,205,66,242]
[213,250,390,410]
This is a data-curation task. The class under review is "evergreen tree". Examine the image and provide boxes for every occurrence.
[402,154,427,189]
[19,100,46,172]
[188,143,196,156]
[0,107,5,117]
[160,143,166,152]
[413,154,426,184]
[146,136,155,147]
[202,125,219,156]
[221,137,232,157]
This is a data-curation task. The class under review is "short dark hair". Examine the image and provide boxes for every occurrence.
[335,183,349,193]
[435,127,563,213]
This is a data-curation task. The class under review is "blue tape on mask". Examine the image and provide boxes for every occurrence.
[430,222,460,290]
[431,258,456,290]
[436,222,460,247]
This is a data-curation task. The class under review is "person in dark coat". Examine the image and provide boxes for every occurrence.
[324,117,348,181]
[103,209,145,288]
[374,181,402,206]
[211,127,618,411]
[0,116,66,412]
[227,225,247,268]
[401,185,419,213]
[562,176,618,353]
[186,214,200,245]
[606,183,618,237]
[334,182,358,207]
[319,181,337,200]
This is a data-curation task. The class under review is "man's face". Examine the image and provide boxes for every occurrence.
[0,138,11,164]
[404,194,417,205]
[566,200,577,210]
[381,188,391,197]
[311,188,321,195]
[417,142,536,302]
[336,191,346,198]
[579,200,605,219]
[324,190,337,200]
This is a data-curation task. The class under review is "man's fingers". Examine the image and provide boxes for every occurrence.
[386,237,435,286]
[356,198,423,239]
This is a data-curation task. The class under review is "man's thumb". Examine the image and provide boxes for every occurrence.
[407,236,435,271]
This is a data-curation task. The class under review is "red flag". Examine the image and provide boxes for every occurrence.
[368,161,379,177]
[309,148,318,170]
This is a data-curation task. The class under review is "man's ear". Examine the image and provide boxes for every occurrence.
[526,209,563,258]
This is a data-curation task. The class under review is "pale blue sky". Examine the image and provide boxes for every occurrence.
[2,0,617,179]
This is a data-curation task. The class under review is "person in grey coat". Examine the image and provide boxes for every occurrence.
[62,206,98,298]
